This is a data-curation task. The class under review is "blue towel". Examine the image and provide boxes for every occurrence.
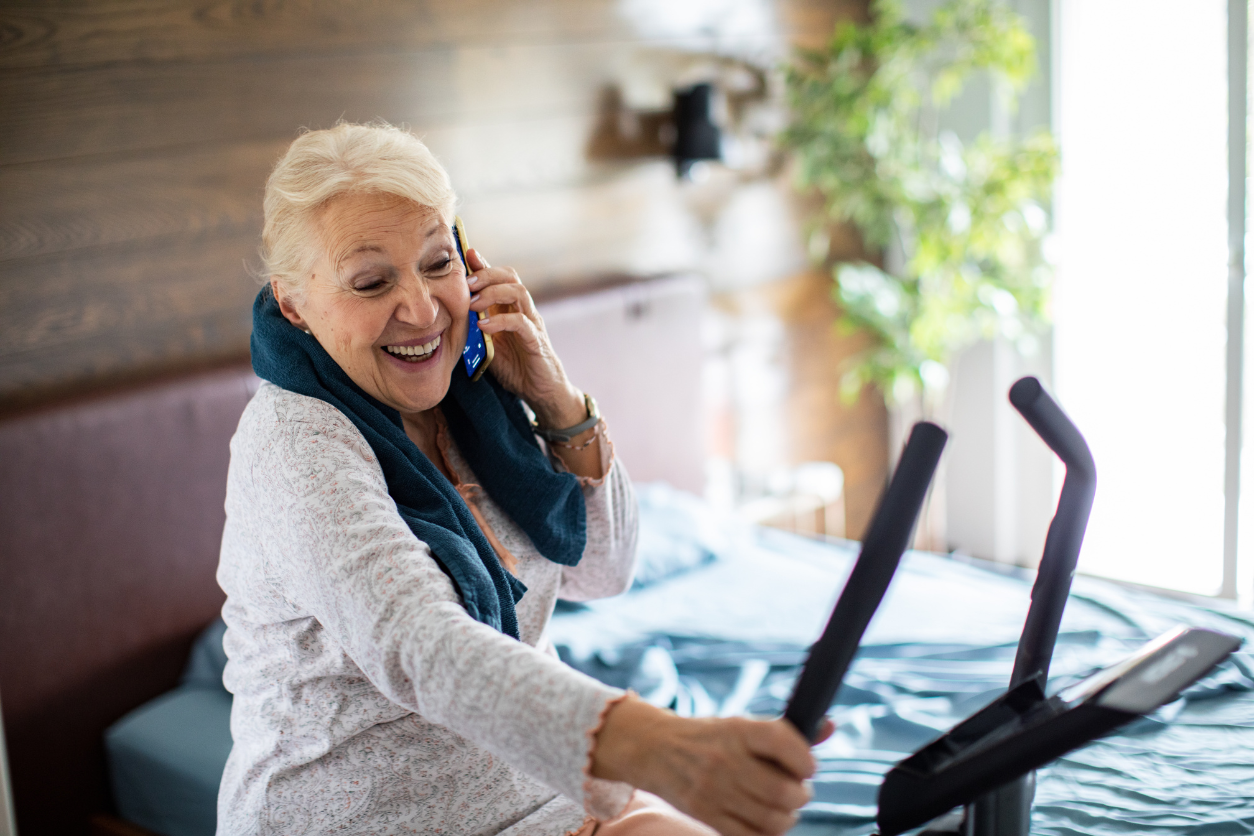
[250,286,586,638]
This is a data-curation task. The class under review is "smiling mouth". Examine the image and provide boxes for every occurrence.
[384,334,441,363]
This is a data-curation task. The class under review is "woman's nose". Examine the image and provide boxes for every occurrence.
[394,272,438,326]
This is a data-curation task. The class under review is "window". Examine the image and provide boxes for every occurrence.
[1054,0,1246,598]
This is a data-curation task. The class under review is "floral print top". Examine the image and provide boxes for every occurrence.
[216,382,638,835]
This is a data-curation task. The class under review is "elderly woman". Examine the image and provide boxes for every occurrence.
[217,122,821,836]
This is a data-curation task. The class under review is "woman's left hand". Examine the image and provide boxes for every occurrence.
[464,248,586,429]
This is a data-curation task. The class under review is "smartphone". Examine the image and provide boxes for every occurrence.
[453,216,493,382]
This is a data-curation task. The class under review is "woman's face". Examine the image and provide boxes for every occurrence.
[274,191,470,416]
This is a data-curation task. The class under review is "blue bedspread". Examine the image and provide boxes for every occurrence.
[106,484,1254,835]
[550,486,1254,835]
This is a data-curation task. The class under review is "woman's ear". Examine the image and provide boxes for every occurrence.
[271,278,312,333]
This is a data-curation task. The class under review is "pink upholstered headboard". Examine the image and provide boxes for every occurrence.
[538,273,707,494]
[0,367,259,835]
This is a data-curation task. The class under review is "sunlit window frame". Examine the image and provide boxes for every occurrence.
[1221,0,1246,601]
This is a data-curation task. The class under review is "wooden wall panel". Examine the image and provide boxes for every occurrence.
[0,231,258,351]
[0,0,870,415]
[0,140,275,260]
[0,53,458,165]
[0,231,259,392]
[0,0,854,69]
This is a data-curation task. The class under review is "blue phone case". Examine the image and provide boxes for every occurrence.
[453,220,490,381]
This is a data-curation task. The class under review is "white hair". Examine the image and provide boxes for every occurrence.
[261,121,457,301]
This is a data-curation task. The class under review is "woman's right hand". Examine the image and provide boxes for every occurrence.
[592,696,824,836]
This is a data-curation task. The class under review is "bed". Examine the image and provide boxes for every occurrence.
[4,273,1252,835]
[554,485,1254,835]
[104,480,1254,836]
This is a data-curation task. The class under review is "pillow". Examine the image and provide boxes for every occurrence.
[181,617,228,690]
[632,483,742,589]
[106,686,233,836]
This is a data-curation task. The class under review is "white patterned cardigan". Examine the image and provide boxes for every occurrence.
[216,382,638,836]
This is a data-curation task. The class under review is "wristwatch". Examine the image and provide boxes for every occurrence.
[532,393,600,443]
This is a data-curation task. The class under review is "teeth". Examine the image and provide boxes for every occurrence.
[385,334,440,361]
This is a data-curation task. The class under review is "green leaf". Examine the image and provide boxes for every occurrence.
[780,0,1057,399]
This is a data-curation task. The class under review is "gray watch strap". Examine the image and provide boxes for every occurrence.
[533,393,600,443]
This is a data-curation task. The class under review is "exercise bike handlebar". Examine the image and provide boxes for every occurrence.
[784,421,948,741]
[1006,376,1096,689]
[1008,377,1095,477]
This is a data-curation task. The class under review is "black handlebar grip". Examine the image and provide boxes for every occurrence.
[1007,376,1096,689]
[784,421,948,741]
[1008,377,1095,477]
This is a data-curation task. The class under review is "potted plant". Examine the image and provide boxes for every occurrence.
[780,0,1059,417]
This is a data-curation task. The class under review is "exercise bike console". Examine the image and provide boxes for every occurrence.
[876,625,1241,836]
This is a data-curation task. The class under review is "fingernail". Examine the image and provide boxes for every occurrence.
[467,275,479,287]
[478,315,490,323]
[470,293,480,303]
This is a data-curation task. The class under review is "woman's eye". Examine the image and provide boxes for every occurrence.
[354,278,387,293]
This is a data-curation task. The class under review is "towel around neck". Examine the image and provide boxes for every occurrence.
[249,286,587,639]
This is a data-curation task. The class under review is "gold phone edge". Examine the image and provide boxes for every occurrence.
[471,324,494,383]
[455,215,494,383]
